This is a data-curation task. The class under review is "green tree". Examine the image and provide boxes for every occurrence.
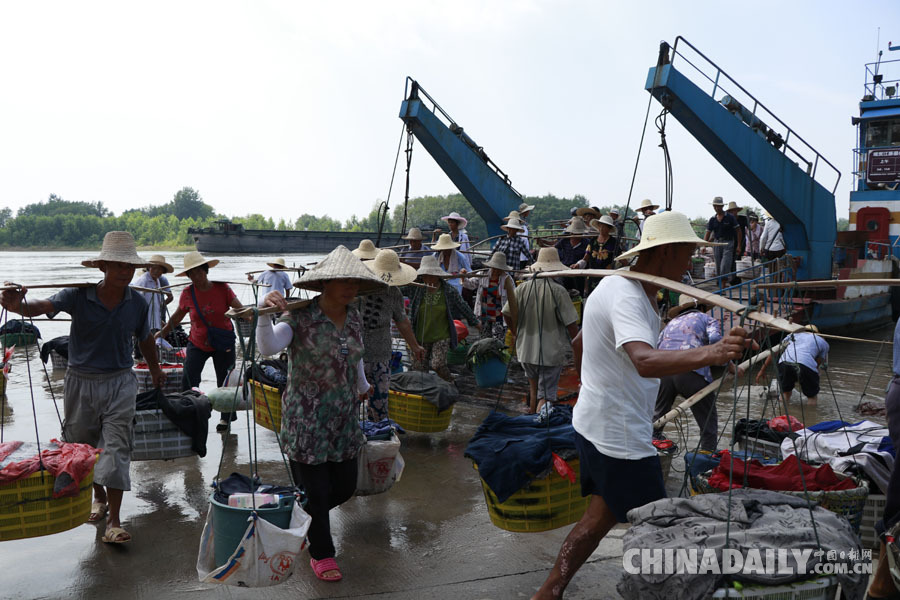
[0,207,11,228]
[168,187,214,220]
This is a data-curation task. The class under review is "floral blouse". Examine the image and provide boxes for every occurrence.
[277,298,365,465]
[585,236,619,270]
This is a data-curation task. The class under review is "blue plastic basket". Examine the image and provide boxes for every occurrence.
[474,357,509,388]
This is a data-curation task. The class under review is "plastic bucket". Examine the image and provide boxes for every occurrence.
[209,492,294,568]
[474,357,508,388]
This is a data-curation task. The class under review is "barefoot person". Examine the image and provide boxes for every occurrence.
[1,231,165,544]
[255,245,381,582]
[532,212,752,599]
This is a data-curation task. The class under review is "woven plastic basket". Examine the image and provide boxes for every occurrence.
[693,471,868,533]
[476,458,589,533]
[49,350,67,370]
[860,493,887,550]
[252,381,282,433]
[711,576,837,599]
[387,390,453,433]
[237,319,254,338]
[132,409,195,461]
[659,450,674,484]
[132,364,184,395]
[0,332,36,347]
[735,435,784,460]
[156,346,184,365]
[0,466,95,541]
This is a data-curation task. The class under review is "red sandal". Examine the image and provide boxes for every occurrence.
[310,557,342,582]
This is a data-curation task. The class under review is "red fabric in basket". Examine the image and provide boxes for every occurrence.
[0,439,100,498]
[768,415,804,432]
[707,451,856,493]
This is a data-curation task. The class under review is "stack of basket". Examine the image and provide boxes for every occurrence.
[132,363,184,395]
[132,409,195,461]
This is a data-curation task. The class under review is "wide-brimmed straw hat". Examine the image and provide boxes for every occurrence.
[352,239,379,260]
[81,231,152,269]
[176,251,220,277]
[638,199,659,211]
[440,211,468,227]
[575,206,601,218]
[483,251,512,271]
[590,215,617,231]
[501,218,525,232]
[667,294,708,320]
[502,210,520,221]
[416,255,450,278]
[295,245,387,294]
[431,233,461,251]
[402,227,424,241]
[147,254,174,273]
[564,218,589,235]
[517,202,535,214]
[711,196,725,206]
[528,247,567,273]
[365,249,417,287]
[617,211,720,262]
[266,257,289,270]
[726,201,741,212]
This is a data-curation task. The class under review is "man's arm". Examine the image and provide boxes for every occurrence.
[623,326,752,378]
[0,287,55,317]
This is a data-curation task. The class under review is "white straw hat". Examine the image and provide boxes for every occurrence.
[365,249,417,287]
[81,231,152,269]
[416,254,450,278]
[711,196,725,206]
[528,247,568,272]
[176,251,220,277]
[266,257,288,270]
[440,211,468,228]
[564,218,589,235]
[517,202,536,214]
[147,254,174,273]
[431,233,461,251]
[483,251,512,271]
[617,211,720,262]
[501,210,520,221]
[667,293,708,320]
[295,245,387,294]
[500,218,525,232]
[575,206,601,218]
[608,207,620,216]
[402,227,424,241]
[638,199,659,211]
[352,239,379,260]
[726,201,741,212]
[590,215,617,231]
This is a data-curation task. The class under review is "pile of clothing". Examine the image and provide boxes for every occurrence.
[39,336,68,364]
[389,371,460,412]
[212,472,301,507]
[0,440,99,498]
[733,417,797,445]
[360,419,404,441]
[0,319,41,339]
[249,358,288,391]
[706,451,856,493]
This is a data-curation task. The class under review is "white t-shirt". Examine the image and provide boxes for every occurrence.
[573,275,661,460]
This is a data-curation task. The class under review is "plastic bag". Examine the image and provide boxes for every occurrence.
[768,414,804,433]
[207,387,250,412]
[355,431,404,496]
[196,501,311,587]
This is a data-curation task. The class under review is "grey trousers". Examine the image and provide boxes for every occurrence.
[714,240,734,278]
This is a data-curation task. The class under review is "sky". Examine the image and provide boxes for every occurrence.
[0,0,897,224]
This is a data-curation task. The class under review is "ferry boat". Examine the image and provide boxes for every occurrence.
[189,219,396,254]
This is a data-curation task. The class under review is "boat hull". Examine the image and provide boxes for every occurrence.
[191,230,401,254]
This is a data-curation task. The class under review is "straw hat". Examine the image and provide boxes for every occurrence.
[517,202,536,214]
[638,199,659,211]
[502,210,520,221]
[365,249,417,287]
[667,294,707,320]
[294,245,387,294]
[440,211,468,227]
[352,239,379,260]
[416,254,450,278]
[748,212,759,221]
[590,215,617,231]
[402,227,424,241]
[147,254,174,273]
[564,218,589,235]
[617,211,720,262]
[608,207,620,216]
[575,206,601,218]
[81,231,152,269]
[266,257,289,270]
[501,218,525,232]
[176,251,220,277]
[483,251,512,271]
[711,196,725,206]
[431,233,461,251]
[726,201,741,212]
[528,247,567,273]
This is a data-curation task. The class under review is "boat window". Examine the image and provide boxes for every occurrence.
[865,119,900,147]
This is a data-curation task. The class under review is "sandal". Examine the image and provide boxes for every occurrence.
[101,527,131,544]
[87,502,108,523]
[310,557,342,582]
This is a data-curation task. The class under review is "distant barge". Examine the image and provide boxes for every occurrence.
[189,220,402,254]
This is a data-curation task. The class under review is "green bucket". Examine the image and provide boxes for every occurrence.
[210,492,295,568]
[0,333,36,348]
[447,341,469,366]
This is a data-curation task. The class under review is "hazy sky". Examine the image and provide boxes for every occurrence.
[0,1,896,224]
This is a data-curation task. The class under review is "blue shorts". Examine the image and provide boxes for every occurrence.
[574,432,666,523]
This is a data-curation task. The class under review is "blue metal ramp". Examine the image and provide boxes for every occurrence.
[645,39,840,280]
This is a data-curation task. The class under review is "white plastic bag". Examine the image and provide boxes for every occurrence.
[207,386,250,412]
[196,501,311,587]
[355,430,404,496]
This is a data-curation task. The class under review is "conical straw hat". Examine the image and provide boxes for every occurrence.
[726,201,741,212]
[352,239,379,259]
[148,254,174,273]
[416,254,450,278]
[431,233,461,251]
[294,245,386,294]
[402,227,424,241]
[81,231,152,269]
[500,218,525,232]
[176,251,220,277]
[574,206,600,218]
[617,211,720,262]
[667,294,707,320]
[590,215,617,231]
[564,218,589,234]
[266,257,288,270]
[528,247,567,272]
[502,210,520,221]
[638,199,659,211]
[483,251,512,271]
[365,249,417,287]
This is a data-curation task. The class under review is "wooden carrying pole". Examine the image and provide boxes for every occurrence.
[1,282,168,295]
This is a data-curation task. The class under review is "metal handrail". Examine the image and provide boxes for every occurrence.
[864,57,900,100]
[669,37,842,195]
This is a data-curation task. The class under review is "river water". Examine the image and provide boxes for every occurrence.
[0,250,893,598]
